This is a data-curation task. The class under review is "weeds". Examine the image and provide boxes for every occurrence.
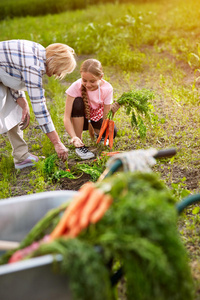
[74,163,103,181]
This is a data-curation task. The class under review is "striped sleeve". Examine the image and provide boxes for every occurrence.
[9,89,26,101]
[22,65,55,133]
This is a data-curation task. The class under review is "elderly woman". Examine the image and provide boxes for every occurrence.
[0,39,76,169]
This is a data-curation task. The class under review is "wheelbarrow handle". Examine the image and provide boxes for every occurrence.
[0,240,20,250]
[154,148,176,159]
[176,194,200,214]
[101,148,177,180]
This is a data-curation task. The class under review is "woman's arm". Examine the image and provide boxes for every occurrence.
[16,97,30,130]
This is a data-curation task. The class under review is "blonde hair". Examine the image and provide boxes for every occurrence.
[80,59,103,77]
[80,59,103,140]
[46,43,76,79]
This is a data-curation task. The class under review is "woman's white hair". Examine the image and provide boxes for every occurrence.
[46,43,76,79]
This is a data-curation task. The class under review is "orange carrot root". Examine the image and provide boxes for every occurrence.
[108,120,115,149]
[104,125,109,146]
[68,225,82,238]
[80,189,104,229]
[50,182,95,240]
[90,194,113,224]
[97,119,109,143]
[67,210,80,228]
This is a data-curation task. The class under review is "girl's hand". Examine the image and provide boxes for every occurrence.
[70,137,84,148]
[111,102,120,115]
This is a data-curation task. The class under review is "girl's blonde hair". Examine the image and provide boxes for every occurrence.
[80,59,103,77]
[46,43,76,79]
[80,59,103,140]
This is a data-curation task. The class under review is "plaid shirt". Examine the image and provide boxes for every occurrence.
[0,39,55,133]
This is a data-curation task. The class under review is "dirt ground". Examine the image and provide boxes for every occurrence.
[13,144,199,196]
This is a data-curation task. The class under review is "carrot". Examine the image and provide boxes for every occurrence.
[79,189,104,229]
[104,124,109,146]
[108,120,115,149]
[96,119,109,143]
[93,151,120,161]
[50,182,95,240]
[67,209,81,228]
[102,151,121,156]
[68,225,82,238]
[90,194,113,224]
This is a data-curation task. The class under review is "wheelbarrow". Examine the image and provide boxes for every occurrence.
[0,148,199,300]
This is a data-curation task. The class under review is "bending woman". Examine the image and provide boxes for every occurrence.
[0,39,76,169]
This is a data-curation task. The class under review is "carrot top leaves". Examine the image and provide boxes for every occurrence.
[106,109,114,120]
[114,88,155,138]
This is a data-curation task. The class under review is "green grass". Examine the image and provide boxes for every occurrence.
[0,0,88,20]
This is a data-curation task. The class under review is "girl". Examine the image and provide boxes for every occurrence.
[64,59,117,160]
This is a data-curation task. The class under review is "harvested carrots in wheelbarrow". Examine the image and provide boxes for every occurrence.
[50,182,95,239]
[8,182,113,263]
[50,182,113,239]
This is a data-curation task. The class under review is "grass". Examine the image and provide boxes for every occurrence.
[0,0,200,297]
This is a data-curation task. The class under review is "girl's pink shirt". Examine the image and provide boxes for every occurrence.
[65,78,113,109]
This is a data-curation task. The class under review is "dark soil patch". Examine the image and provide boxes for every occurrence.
[59,172,92,191]
[155,162,200,192]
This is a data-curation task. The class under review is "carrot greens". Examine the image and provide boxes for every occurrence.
[75,163,103,181]
[115,88,155,138]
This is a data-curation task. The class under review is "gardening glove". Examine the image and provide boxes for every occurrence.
[70,136,84,148]
[106,148,158,173]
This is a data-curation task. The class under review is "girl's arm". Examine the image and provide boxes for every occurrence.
[103,104,111,119]
[64,95,84,147]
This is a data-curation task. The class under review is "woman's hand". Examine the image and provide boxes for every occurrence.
[16,97,30,130]
[70,136,84,148]
[46,131,68,161]
[54,141,68,161]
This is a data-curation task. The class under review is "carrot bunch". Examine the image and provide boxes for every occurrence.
[96,111,115,149]
[8,182,112,264]
[50,182,113,239]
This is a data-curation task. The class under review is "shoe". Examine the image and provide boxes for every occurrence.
[75,146,95,160]
[15,154,39,169]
